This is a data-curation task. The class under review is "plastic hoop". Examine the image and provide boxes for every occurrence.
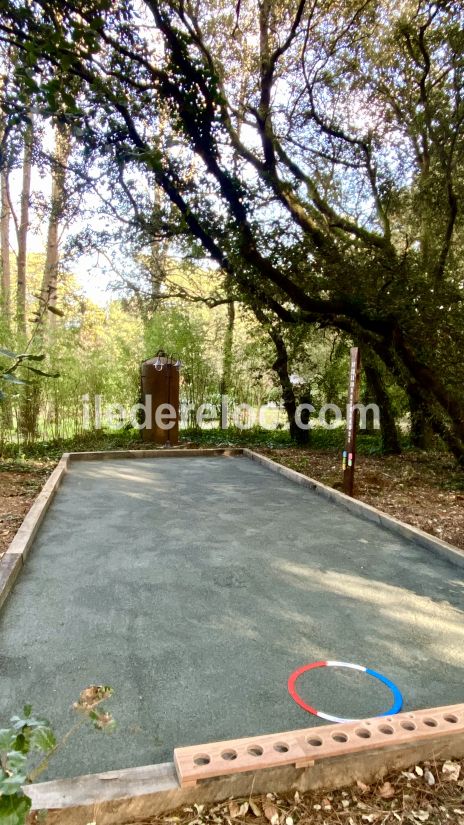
[287,660,403,723]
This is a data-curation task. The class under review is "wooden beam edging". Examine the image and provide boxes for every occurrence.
[25,704,464,825]
[0,448,242,611]
[243,449,464,569]
[174,703,464,787]
[67,447,244,461]
[0,454,70,611]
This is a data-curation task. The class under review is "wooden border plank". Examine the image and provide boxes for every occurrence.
[25,722,464,824]
[5,454,69,563]
[0,454,69,610]
[0,552,22,611]
[243,449,464,568]
[174,703,464,787]
[0,449,241,611]
[0,447,459,822]
[67,448,243,461]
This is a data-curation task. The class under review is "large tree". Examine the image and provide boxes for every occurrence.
[1,0,463,456]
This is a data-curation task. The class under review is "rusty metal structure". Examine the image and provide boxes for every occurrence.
[140,351,181,446]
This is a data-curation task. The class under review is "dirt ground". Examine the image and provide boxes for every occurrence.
[257,449,464,553]
[110,756,464,825]
[0,459,54,558]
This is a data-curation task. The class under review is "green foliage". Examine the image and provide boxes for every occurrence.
[0,424,411,459]
[181,425,400,455]
[3,0,458,455]
[1,259,145,444]
[144,305,220,412]
[4,1,464,457]
[0,349,49,399]
[0,688,115,825]
[0,706,55,825]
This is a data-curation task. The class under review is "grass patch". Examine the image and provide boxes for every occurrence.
[0,428,142,462]
[0,425,413,461]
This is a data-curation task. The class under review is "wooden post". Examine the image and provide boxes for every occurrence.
[343,347,361,497]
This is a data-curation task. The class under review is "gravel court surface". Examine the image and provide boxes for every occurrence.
[0,455,462,780]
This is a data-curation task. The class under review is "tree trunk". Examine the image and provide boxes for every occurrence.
[0,65,11,328]
[219,299,235,407]
[269,329,309,445]
[363,359,401,454]
[368,332,464,464]
[17,381,41,443]
[40,120,71,324]
[409,393,434,449]
[1,169,10,324]
[16,118,33,337]
[251,307,307,443]
[0,111,13,429]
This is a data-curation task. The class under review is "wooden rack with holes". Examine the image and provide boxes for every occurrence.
[174,703,464,788]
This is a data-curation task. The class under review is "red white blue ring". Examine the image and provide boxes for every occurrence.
[288,660,403,723]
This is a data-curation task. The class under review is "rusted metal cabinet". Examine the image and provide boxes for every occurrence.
[140,352,180,445]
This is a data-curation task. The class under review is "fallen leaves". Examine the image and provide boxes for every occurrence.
[442,760,461,781]
[161,758,463,825]
[410,811,430,822]
[378,781,396,799]
[263,802,279,825]
[0,461,53,557]
[228,802,251,819]
[228,802,240,818]
[423,769,435,786]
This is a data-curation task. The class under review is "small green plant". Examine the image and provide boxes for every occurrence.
[0,348,59,402]
[0,686,114,825]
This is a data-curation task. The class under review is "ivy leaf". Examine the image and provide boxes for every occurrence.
[0,772,27,796]
[10,717,28,731]
[6,751,27,772]
[11,713,49,732]
[0,352,44,362]
[0,729,15,752]
[30,726,56,753]
[0,793,32,825]
[10,734,28,755]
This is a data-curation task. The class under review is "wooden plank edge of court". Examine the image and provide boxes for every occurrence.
[173,704,464,787]
[24,710,464,825]
[243,449,464,569]
[0,446,461,825]
[0,454,70,609]
[2,447,463,611]
[0,449,243,611]
[67,447,244,460]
